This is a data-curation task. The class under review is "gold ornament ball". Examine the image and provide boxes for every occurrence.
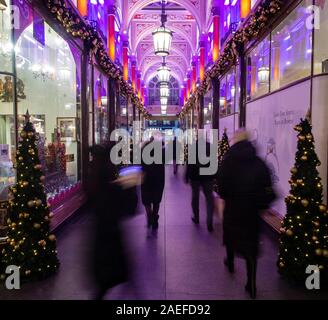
[18,156,23,161]
[301,199,309,207]
[19,213,24,218]
[25,270,31,276]
[298,135,306,141]
[27,200,35,207]
[315,249,323,256]
[323,250,328,258]
[35,199,42,206]
[48,234,56,241]
[40,176,45,181]
[306,134,313,140]
[286,229,293,236]
[33,223,41,229]
[0,274,6,280]
[319,204,327,213]
[301,155,308,161]
[28,148,34,155]
[312,236,318,241]
[313,221,320,227]
[27,132,34,138]
[24,213,29,218]
[22,181,29,187]
[38,240,46,247]
[279,262,285,268]
[20,131,27,138]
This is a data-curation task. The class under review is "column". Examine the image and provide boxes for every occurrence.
[199,35,207,82]
[77,0,88,17]
[187,74,191,99]
[131,60,137,93]
[238,43,247,128]
[122,38,129,82]
[192,58,197,93]
[108,77,116,135]
[212,6,220,62]
[107,5,116,62]
[212,77,220,133]
[141,85,145,104]
[137,72,141,100]
[241,0,251,19]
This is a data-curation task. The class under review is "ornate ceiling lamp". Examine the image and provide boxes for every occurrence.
[157,58,171,83]
[152,0,173,57]
[160,82,169,98]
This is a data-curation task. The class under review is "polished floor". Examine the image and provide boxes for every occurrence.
[1,166,327,300]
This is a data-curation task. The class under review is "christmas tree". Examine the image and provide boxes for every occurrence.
[214,129,230,194]
[1,112,59,281]
[278,117,328,282]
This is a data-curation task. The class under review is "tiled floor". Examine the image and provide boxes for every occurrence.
[1,166,327,300]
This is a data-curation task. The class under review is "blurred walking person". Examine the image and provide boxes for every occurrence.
[217,130,276,299]
[141,135,165,232]
[185,137,215,232]
[87,144,138,300]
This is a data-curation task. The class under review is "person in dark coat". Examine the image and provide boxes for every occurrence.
[185,137,215,232]
[217,130,276,299]
[141,136,165,230]
[87,145,134,300]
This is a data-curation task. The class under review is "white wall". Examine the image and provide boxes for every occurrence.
[219,114,236,142]
[312,75,328,203]
[246,80,312,217]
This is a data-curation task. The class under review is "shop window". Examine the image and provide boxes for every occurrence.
[220,68,237,118]
[204,88,213,126]
[0,76,15,200]
[270,0,312,91]
[94,69,108,145]
[246,36,270,100]
[314,0,328,74]
[15,22,81,199]
[0,1,13,73]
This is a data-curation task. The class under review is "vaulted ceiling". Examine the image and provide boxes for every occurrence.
[121,0,213,87]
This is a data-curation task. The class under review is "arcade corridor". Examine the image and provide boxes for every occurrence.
[1,167,327,300]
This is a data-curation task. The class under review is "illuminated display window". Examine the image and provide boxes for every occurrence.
[247,36,270,100]
[314,0,328,74]
[219,67,237,118]
[270,0,312,91]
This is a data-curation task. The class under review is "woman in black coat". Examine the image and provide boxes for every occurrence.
[217,133,276,299]
[88,145,130,300]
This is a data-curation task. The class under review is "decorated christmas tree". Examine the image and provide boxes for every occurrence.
[214,129,230,194]
[1,112,59,281]
[278,117,328,282]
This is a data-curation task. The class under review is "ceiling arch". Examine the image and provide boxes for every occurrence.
[143,59,184,85]
[132,21,196,54]
[138,45,190,70]
[127,0,202,32]
[145,69,183,87]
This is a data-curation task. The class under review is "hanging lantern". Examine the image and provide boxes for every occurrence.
[152,0,173,57]
[258,66,270,84]
[157,65,171,83]
[160,82,169,97]
[152,26,173,57]
[160,96,168,106]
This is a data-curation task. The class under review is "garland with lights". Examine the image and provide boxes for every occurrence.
[278,117,328,282]
[214,129,230,194]
[179,0,283,119]
[45,0,151,119]
[1,112,59,281]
